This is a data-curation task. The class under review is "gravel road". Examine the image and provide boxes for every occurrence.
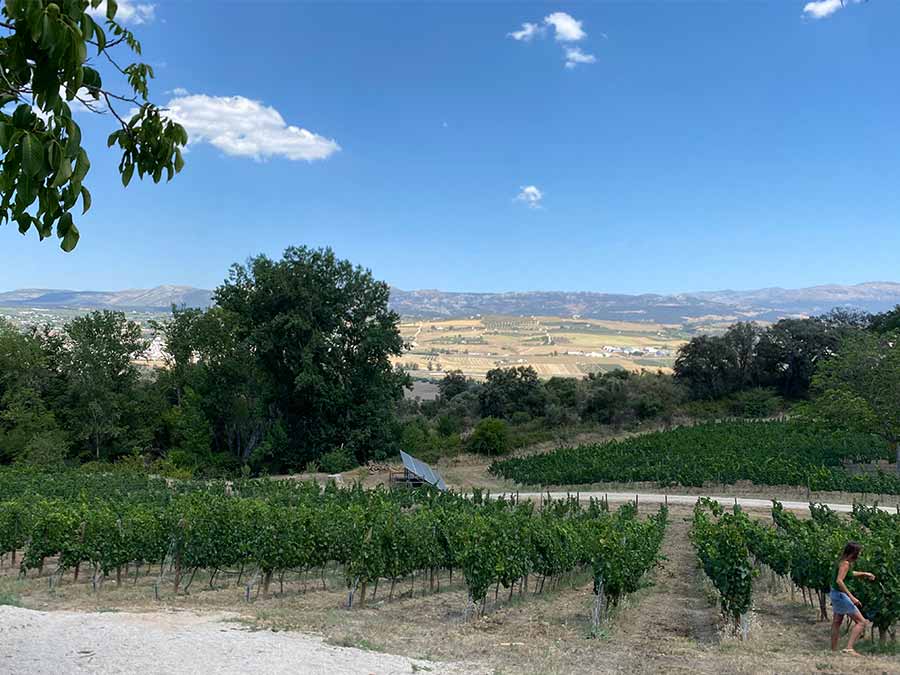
[508,490,893,513]
[0,606,476,675]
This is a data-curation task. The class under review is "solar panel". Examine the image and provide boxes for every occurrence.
[399,450,448,491]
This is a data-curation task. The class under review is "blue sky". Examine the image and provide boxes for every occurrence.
[3,0,900,294]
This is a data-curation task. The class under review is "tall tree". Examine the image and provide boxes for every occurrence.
[479,366,545,420]
[60,309,146,459]
[756,318,850,399]
[214,246,408,468]
[808,331,900,472]
[673,334,736,399]
[1,0,186,250]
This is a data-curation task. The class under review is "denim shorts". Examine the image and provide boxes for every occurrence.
[830,588,858,616]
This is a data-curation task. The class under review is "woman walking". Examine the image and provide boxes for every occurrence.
[830,541,875,656]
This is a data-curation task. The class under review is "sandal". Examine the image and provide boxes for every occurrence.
[841,649,861,657]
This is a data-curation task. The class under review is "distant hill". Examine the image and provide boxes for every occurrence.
[1,282,898,323]
[0,286,214,311]
[390,282,900,322]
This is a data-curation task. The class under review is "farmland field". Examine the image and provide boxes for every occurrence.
[393,314,689,381]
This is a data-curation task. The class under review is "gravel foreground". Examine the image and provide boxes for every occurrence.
[0,606,476,675]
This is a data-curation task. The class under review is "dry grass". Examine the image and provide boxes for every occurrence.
[390,314,684,381]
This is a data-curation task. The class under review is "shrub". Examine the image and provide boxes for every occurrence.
[468,417,511,456]
[15,430,68,470]
[730,388,782,419]
[319,447,357,474]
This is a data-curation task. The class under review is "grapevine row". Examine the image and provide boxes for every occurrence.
[0,476,667,620]
[491,420,898,494]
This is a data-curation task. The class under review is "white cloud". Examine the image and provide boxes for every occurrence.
[564,47,596,69]
[515,185,543,209]
[803,0,863,19]
[508,22,543,42]
[169,87,190,97]
[509,12,597,68]
[164,94,340,162]
[544,12,586,42]
[89,0,156,25]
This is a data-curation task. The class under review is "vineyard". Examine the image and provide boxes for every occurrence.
[0,468,667,622]
[490,420,900,494]
[691,498,900,643]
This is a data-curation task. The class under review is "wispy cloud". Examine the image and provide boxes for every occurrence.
[564,47,596,69]
[508,12,597,69]
[88,0,156,25]
[516,185,544,209]
[508,22,543,42]
[803,0,864,20]
[164,94,340,162]
[544,12,586,42]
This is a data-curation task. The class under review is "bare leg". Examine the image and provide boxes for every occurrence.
[831,614,844,651]
[846,614,867,652]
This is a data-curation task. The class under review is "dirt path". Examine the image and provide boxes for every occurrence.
[510,491,894,513]
[0,605,478,675]
[590,514,721,673]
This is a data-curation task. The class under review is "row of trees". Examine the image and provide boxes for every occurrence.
[0,246,408,474]
[2,239,897,474]
[397,365,685,458]
[674,308,900,466]
[674,308,899,401]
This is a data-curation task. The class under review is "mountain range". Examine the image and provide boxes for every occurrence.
[1,282,899,324]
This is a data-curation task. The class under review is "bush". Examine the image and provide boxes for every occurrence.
[468,417,512,456]
[15,430,68,470]
[319,447,356,474]
[729,388,782,419]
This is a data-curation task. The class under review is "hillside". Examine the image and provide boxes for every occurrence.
[1,281,899,321]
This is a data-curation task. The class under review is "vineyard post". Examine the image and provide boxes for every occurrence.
[590,579,606,637]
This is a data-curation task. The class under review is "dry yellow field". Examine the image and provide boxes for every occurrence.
[392,315,688,380]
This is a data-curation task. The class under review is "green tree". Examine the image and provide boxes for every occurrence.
[60,309,146,459]
[1,0,187,250]
[756,318,851,400]
[478,366,545,420]
[808,331,900,472]
[214,246,408,468]
[156,305,270,467]
[870,305,900,334]
[673,334,737,400]
[437,369,470,401]
[468,417,511,456]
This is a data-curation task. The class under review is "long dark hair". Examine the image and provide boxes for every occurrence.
[841,541,862,561]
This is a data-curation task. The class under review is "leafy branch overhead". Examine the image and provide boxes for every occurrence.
[0,0,187,251]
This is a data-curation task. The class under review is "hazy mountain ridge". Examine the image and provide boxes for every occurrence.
[1,282,898,321]
[0,286,214,311]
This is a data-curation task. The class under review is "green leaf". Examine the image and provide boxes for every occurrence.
[80,186,92,214]
[121,162,134,187]
[65,120,82,157]
[56,212,73,238]
[106,0,118,20]
[73,148,90,183]
[21,134,44,176]
[61,222,80,252]
[94,23,106,53]
[174,148,185,173]
[51,158,73,187]
[12,104,33,129]
[15,213,32,235]
[107,130,120,148]
[0,122,11,150]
